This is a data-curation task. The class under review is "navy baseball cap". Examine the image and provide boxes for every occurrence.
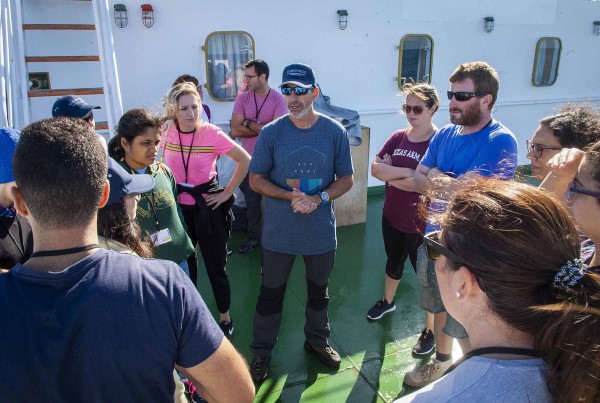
[281,63,316,88]
[52,95,101,118]
[105,158,155,207]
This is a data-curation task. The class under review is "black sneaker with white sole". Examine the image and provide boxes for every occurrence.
[366,298,396,320]
[412,328,436,355]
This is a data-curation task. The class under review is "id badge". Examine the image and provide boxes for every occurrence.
[150,228,172,246]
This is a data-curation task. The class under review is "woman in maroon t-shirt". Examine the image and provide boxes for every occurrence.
[367,83,439,347]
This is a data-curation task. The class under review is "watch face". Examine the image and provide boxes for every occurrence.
[321,191,329,202]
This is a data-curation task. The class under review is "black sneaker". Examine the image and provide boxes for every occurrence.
[304,341,341,368]
[412,328,435,355]
[250,354,270,382]
[219,319,234,339]
[239,238,259,253]
[366,298,396,320]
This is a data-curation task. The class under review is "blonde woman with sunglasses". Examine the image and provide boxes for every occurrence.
[366,84,439,351]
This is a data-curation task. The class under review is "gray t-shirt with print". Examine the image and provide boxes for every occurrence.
[249,114,353,255]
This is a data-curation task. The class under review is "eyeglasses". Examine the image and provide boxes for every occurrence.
[83,112,94,122]
[447,91,490,102]
[526,139,562,159]
[424,231,488,293]
[402,104,425,115]
[244,74,258,80]
[281,86,312,96]
[565,181,600,202]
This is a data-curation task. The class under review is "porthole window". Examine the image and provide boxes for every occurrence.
[532,37,561,87]
[203,31,255,101]
[397,35,433,88]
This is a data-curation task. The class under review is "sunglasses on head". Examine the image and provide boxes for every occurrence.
[280,86,312,96]
[447,91,490,102]
[402,104,425,115]
[424,231,488,292]
[525,139,561,159]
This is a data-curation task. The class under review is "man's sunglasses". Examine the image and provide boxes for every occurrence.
[424,231,488,292]
[281,86,312,96]
[402,104,425,115]
[566,181,600,202]
[526,139,562,159]
[447,91,490,102]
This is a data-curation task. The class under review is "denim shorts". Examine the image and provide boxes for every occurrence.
[416,244,445,313]
[416,244,469,339]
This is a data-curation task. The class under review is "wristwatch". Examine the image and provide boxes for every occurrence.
[318,191,330,206]
[243,119,252,128]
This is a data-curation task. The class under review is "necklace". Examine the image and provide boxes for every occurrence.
[30,244,100,258]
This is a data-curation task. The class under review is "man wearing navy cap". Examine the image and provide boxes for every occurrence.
[52,95,107,151]
[248,63,354,381]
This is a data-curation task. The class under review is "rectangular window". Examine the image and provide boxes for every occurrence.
[397,35,433,88]
[532,37,561,87]
[203,32,255,101]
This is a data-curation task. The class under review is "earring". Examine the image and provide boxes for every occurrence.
[456,291,461,299]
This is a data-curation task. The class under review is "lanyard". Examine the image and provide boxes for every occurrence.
[177,128,196,183]
[445,347,539,375]
[125,161,161,232]
[31,244,100,258]
[253,89,270,121]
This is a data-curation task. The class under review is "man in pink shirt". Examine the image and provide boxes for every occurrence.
[231,59,288,253]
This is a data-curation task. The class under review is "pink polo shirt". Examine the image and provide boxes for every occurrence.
[161,123,236,206]
[232,89,287,155]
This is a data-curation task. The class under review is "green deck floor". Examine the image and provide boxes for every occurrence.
[195,194,433,402]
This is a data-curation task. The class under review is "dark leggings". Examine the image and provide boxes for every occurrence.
[382,215,423,280]
[181,204,231,313]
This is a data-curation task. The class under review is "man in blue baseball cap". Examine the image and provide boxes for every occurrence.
[248,63,354,381]
[52,95,107,151]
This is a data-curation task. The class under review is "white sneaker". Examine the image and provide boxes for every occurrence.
[404,356,453,387]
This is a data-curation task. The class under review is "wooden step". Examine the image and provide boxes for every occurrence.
[28,87,104,98]
[23,24,95,31]
[95,121,108,131]
[26,56,100,63]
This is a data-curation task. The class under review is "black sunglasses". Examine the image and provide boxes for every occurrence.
[424,231,488,293]
[526,139,561,159]
[447,91,490,102]
[281,86,312,96]
[402,104,425,115]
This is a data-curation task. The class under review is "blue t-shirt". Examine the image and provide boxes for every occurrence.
[421,121,517,233]
[250,114,354,255]
[0,250,223,402]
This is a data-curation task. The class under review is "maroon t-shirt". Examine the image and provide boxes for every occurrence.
[377,129,431,233]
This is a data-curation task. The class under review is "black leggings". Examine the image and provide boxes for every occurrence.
[382,215,423,280]
[181,204,231,313]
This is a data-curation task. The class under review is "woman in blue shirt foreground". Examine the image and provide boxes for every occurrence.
[398,180,599,402]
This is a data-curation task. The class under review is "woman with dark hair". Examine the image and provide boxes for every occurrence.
[108,109,195,274]
[397,180,600,402]
[366,83,439,355]
[161,82,250,339]
[97,157,188,403]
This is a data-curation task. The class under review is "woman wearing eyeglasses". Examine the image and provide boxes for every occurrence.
[366,83,439,350]
[541,141,600,268]
[526,104,600,180]
[161,82,250,339]
[396,180,600,402]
